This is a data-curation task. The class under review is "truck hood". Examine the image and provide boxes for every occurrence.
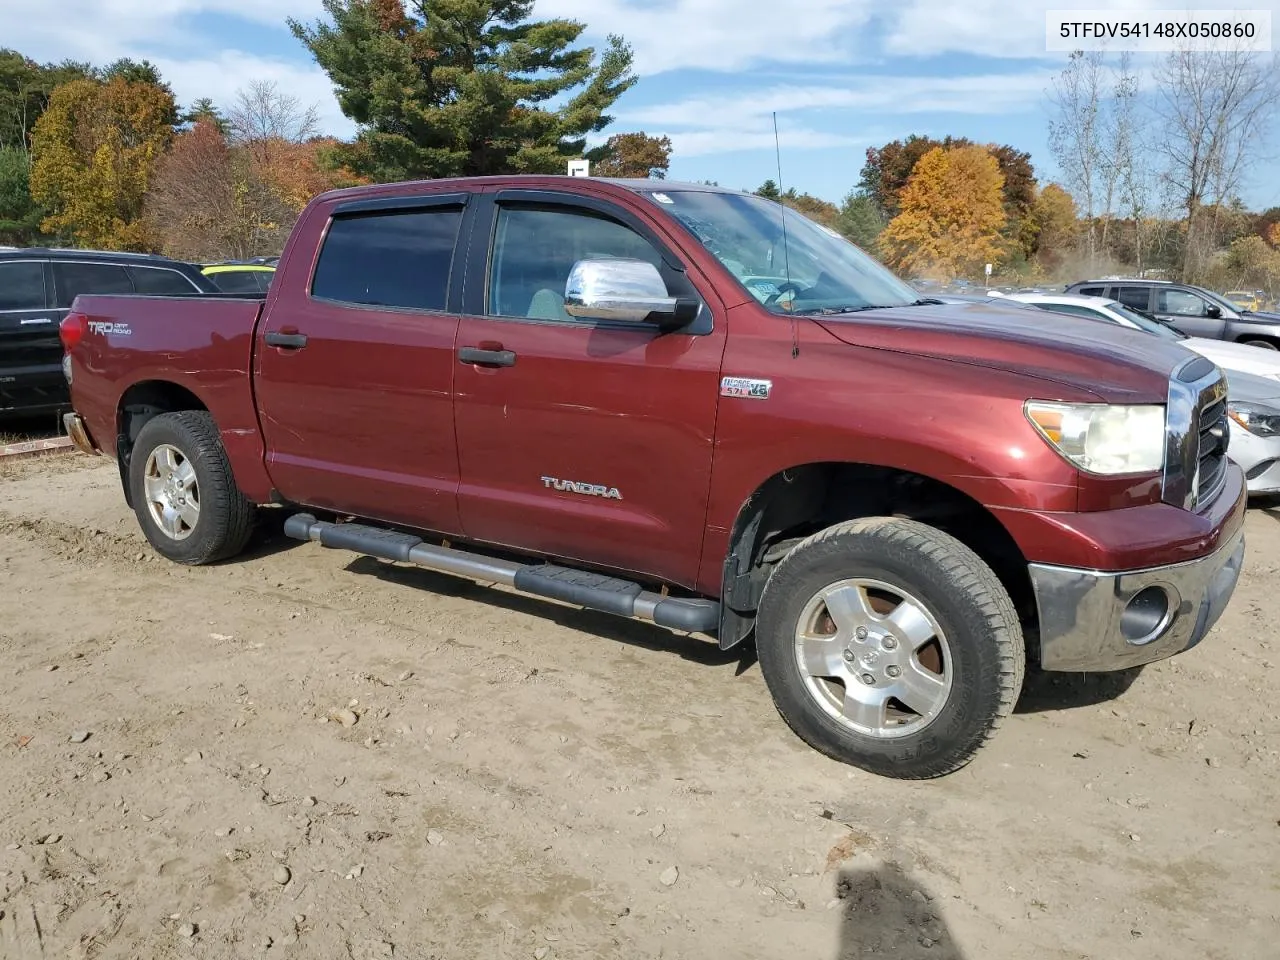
[814,301,1194,403]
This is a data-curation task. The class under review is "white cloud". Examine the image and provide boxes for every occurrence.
[534,0,880,74]
[617,70,1053,156]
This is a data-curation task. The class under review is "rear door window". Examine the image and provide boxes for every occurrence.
[1113,286,1152,311]
[0,261,47,311]
[312,206,463,311]
[130,266,199,295]
[53,261,133,307]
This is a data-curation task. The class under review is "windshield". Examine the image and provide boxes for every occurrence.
[1106,301,1186,340]
[643,189,918,314]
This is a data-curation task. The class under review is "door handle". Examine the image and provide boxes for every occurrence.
[265,331,308,349]
[458,346,516,367]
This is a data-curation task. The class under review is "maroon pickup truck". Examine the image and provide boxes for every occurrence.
[60,176,1246,779]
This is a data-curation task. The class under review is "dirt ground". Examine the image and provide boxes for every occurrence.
[0,453,1277,960]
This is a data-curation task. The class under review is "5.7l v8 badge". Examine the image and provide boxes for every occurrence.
[720,376,772,400]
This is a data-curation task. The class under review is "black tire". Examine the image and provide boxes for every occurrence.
[128,411,256,565]
[1241,339,1279,350]
[755,517,1024,779]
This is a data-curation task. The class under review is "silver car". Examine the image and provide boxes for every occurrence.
[1222,369,1280,495]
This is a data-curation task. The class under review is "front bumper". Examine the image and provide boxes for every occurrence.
[1029,525,1246,672]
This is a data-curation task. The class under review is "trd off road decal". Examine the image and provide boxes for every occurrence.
[720,376,772,400]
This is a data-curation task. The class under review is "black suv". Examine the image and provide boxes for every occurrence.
[1065,278,1280,349]
[0,249,217,419]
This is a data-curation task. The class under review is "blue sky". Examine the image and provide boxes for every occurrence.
[7,0,1280,211]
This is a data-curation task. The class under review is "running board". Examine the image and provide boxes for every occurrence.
[283,514,719,633]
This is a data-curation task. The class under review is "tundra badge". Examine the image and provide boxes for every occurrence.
[720,376,772,400]
[541,477,623,500]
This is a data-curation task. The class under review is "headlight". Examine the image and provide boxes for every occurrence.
[1228,402,1280,438]
[1025,402,1166,474]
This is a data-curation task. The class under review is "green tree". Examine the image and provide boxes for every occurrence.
[181,97,228,134]
[30,76,177,249]
[754,178,780,200]
[290,0,635,181]
[588,131,671,178]
[0,146,44,243]
[836,192,884,251]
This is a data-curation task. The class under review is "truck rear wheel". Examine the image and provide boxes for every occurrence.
[128,411,256,565]
[755,517,1024,779]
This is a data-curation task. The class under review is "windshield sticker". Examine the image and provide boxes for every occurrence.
[651,192,674,204]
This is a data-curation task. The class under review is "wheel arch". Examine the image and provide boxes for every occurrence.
[115,380,210,507]
[716,462,1036,653]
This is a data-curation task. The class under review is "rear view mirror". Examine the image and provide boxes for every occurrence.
[565,258,698,328]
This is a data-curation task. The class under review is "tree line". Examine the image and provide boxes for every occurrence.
[2,0,1278,294]
[0,0,674,259]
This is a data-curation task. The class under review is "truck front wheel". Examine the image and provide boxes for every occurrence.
[755,517,1025,779]
[128,411,256,565]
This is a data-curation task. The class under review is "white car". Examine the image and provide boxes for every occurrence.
[994,292,1280,381]
[1002,292,1280,494]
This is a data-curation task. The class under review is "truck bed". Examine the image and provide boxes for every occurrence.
[66,294,269,494]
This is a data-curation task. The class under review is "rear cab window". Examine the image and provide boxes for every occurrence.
[0,261,47,311]
[312,205,463,311]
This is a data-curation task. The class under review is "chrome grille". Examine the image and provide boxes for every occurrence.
[1162,359,1229,511]
[1196,394,1229,505]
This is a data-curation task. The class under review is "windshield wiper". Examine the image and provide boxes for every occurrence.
[792,304,904,316]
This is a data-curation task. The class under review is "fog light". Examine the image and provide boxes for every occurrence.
[1120,586,1172,645]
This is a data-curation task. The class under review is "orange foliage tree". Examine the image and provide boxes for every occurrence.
[147,120,361,261]
[878,145,1007,279]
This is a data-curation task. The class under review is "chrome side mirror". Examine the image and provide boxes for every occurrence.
[564,258,693,327]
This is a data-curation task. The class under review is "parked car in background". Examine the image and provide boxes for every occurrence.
[0,249,217,419]
[1224,290,1264,312]
[999,293,1280,381]
[1066,278,1280,349]
[202,261,276,294]
[1219,370,1280,496]
[1004,292,1280,495]
[61,175,1246,779]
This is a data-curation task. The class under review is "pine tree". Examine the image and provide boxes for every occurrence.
[290,0,635,181]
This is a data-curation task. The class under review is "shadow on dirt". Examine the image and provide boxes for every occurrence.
[345,553,759,673]
[1014,664,1145,714]
[836,864,963,959]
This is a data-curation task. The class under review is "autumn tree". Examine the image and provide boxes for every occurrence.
[147,120,360,261]
[291,0,635,181]
[588,132,671,178]
[30,76,176,249]
[1031,183,1077,272]
[879,145,1007,279]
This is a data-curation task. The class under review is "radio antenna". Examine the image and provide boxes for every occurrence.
[773,111,798,358]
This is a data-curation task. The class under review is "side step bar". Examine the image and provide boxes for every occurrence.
[283,514,720,634]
